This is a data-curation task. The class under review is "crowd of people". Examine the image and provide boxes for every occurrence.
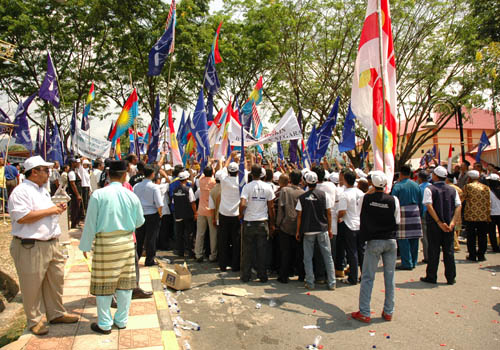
[6,151,500,333]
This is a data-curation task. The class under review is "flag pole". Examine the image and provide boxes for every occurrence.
[164,55,174,154]
[2,125,14,225]
[377,0,387,172]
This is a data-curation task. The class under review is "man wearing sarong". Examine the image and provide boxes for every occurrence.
[79,160,145,334]
[391,165,423,270]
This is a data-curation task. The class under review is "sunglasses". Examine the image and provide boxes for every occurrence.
[34,167,50,173]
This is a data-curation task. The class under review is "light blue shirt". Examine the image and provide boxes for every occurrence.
[79,182,145,252]
[133,179,163,215]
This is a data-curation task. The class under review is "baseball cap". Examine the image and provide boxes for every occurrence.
[228,162,238,173]
[82,159,91,165]
[260,167,266,179]
[433,166,448,178]
[23,156,54,172]
[178,171,190,181]
[371,171,387,188]
[164,164,172,171]
[467,170,480,180]
[486,173,500,181]
[305,172,318,185]
[355,168,367,179]
[329,172,339,184]
[273,171,282,182]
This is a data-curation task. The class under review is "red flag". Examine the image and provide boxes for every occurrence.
[447,144,453,173]
[213,21,223,64]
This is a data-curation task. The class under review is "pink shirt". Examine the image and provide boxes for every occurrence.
[198,176,216,216]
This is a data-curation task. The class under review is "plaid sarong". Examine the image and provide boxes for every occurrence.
[90,230,136,296]
[397,204,423,239]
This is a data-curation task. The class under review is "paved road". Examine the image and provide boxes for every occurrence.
[161,248,500,350]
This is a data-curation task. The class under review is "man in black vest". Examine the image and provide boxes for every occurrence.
[173,171,197,258]
[420,166,462,285]
[68,158,83,229]
[296,172,335,290]
[352,171,400,323]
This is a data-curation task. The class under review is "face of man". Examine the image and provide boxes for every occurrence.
[474,163,483,173]
[460,163,468,172]
[53,161,60,170]
[32,166,50,185]
[0,157,4,166]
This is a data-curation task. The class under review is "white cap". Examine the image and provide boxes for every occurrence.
[467,170,480,180]
[301,168,310,176]
[433,166,448,178]
[329,172,339,184]
[82,159,91,165]
[355,168,367,178]
[215,170,224,181]
[486,173,500,181]
[178,171,190,181]
[165,164,172,171]
[371,171,387,188]
[305,172,318,184]
[23,156,54,172]
[228,162,238,173]
[260,167,266,179]
[273,171,282,182]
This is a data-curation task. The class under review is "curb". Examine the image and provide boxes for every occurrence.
[149,267,179,350]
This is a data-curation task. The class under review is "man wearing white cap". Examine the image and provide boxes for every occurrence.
[9,156,78,335]
[462,169,491,261]
[78,158,92,212]
[173,170,197,258]
[420,166,462,285]
[352,171,400,323]
[296,171,335,290]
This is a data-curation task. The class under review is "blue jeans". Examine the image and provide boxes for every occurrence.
[303,232,335,288]
[96,289,133,330]
[359,239,397,317]
[398,238,419,268]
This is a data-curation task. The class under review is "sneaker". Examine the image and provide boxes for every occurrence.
[328,284,336,290]
[304,282,315,290]
[30,321,49,335]
[316,279,326,285]
[351,311,371,323]
[381,311,392,321]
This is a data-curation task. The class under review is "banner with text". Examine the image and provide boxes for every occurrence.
[75,127,111,159]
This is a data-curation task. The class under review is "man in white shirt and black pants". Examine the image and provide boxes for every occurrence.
[239,164,275,283]
[9,156,78,335]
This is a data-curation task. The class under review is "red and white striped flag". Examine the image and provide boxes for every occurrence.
[251,102,261,132]
[350,0,397,189]
[447,144,453,174]
[165,0,176,54]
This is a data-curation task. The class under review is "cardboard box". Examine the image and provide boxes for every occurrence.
[162,263,192,290]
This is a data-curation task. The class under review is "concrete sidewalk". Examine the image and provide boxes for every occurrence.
[3,238,178,350]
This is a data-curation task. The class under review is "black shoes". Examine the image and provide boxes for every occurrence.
[420,277,437,284]
[91,322,111,334]
[466,255,476,262]
[477,256,486,262]
[447,279,456,285]
[132,288,153,299]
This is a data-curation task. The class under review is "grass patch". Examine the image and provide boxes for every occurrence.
[0,310,26,348]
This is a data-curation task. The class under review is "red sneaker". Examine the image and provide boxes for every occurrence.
[381,311,392,321]
[351,311,371,323]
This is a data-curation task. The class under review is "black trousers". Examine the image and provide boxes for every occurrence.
[175,218,195,256]
[81,186,90,212]
[69,194,81,228]
[336,222,359,284]
[158,214,174,251]
[425,222,456,282]
[218,214,241,271]
[466,221,489,259]
[241,221,268,282]
[488,216,500,252]
[136,213,160,265]
[278,231,304,282]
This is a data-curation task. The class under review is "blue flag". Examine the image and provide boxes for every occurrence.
[129,129,136,155]
[191,88,211,167]
[148,15,175,76]
[47,121,64,165]
[237,98,246,194]
[476,130,490,162]
[13,93,37,151]
[81,109,90,131]
[38,52,60,108]
[338,103,356,153]
[203,53,220,95]
[306,124,317,165]
[147,95,161,163]
[177,111,186,145]
[315,96,339,162]
[277,142,284,161]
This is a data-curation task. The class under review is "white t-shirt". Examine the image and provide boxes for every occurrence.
[422,186,461,207]
[9,179,61,240]
[68,170,76,182]
[90,169,102,192]
[219,170,241,217]
[338,187,364,231]
[491,190,500,216]
[316,182,336,205]
[241,180,275,221]
[159,183,171,215]
[77,166,91,187]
